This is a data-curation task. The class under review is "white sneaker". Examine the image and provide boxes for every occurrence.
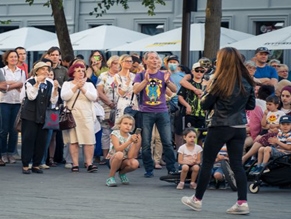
[176,182,184,190]
[181,195,202,211]
[65,163,73,169]
[2,155,8,163]
[8,155,16,164]
[226,202,250,215]
[39,164,50,169]
[28,164,32,169]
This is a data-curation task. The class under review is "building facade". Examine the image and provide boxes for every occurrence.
[0,0,291,66]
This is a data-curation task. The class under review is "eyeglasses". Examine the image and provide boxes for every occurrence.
[278,70,288,73]
[194,69,205,73]
[271,65,280,68]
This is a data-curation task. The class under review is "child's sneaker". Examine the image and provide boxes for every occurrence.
[106,177,117,187]
[181,195,202,211]
[119,173,130,185]
[249,166,258,175]
[176,182,184,190]
[253,166,263,175]
[226,202,250,215]
[189,182,197,189]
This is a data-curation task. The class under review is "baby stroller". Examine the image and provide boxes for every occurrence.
[249,153,291,193]
[159,159,237,191]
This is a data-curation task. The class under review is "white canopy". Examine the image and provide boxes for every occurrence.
[0,27,56,50]
[27,25,148,51]
[225,25,291,50]
[109,23,254,51]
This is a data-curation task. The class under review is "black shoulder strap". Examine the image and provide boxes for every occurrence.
[71,90,80,109]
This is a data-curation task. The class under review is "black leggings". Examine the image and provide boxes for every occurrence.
[195,126,247,201]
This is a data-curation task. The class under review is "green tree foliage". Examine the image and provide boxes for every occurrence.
[90,0,166,17]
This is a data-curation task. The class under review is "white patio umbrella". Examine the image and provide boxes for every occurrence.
[109,23,254,52]
[27,25,148,51]
[225,25,291,50]
[0,27,56,50]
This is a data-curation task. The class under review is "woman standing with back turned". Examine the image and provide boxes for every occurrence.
[181,47,255,215]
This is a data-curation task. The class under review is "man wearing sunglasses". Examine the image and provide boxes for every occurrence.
[254,47,278,87]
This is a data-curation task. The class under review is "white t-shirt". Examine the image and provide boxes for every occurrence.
[177,143,203,164]
[266,110,285,124]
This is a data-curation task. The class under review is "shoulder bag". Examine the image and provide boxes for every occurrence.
[43,104,60,130]
[59,90,80,130]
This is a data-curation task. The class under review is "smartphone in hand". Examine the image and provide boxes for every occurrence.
[135,128,142,135]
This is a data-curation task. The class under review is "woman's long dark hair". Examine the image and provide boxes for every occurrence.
[210,47,255,98]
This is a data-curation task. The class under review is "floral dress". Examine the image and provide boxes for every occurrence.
[107,130,132,159]
[114,73,138,121]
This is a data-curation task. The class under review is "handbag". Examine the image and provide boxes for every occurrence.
[43,106,60,130]
[123,93,139,117]
[59,90,80,130]
[14,101,24,132]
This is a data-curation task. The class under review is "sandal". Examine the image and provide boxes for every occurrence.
[49,157,57,167]
[71,166,79,172]
[87,164,98,173]
[99,159,107,165]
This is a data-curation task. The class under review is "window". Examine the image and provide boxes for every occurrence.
[141,24,164,36]
[255,21,284,35]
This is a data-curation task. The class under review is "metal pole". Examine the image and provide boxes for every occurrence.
[181,0,191,67]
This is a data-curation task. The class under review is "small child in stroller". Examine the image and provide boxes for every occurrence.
[251,115,291,175]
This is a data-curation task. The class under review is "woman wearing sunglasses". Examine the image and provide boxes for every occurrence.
[87,50,108,86]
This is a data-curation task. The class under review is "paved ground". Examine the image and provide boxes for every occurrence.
[0,159,290,219]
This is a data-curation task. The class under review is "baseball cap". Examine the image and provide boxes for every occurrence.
[255,47,270,54]
[279,115,291,124]
[192,62,203,70]
[167,55,179,63]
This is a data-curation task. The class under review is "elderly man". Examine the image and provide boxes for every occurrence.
[253,47,278,86]
[133,51,177,178]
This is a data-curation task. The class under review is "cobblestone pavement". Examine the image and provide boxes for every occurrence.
[0,160,290,219]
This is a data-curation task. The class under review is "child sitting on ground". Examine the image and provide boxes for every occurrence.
[105,115,141,187]
[252,115,291,175]
[208,145,228,190]
[176,128,203,190]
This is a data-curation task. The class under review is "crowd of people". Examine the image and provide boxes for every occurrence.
[0,45,291,216]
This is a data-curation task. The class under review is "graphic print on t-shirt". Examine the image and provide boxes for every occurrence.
[145,78,162,105]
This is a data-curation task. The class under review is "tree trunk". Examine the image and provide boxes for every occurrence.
[50,0,74,58]
[203,0,222,59]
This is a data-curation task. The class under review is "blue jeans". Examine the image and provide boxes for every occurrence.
[41,129,53,165]
[94,129,102,157]
[195,127,247,201]
[0,103,20,155]
[141,112,176,173]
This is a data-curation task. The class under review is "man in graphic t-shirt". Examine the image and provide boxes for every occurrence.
[133,51,177,178]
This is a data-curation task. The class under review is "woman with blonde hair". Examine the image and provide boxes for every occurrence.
[97,55,120,164]
[114,54,138,121]
[181,47,255,215]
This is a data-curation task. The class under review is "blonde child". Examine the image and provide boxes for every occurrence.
[252,115,291,175]
[105,115,141,187]
[176,128,203,190]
